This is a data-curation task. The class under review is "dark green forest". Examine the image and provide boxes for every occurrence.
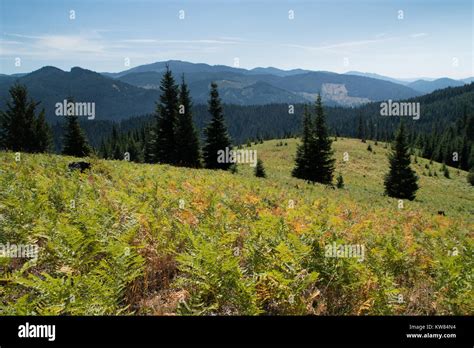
[49,83,474,170]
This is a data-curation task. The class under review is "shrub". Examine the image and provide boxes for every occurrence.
[336,173,344,188]
[467,169,474,186]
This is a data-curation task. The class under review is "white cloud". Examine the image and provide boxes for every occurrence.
[410,33,428,38]
[120,38,244,45]
[283,36,396,54]
[36,35,105,53]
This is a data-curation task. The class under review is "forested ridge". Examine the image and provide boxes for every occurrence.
[67,83,474,170]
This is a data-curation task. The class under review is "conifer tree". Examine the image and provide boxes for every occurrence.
[144,127,156,163]
[368,119,374,140]
[357,114,366,142]
[62,101,91,157]
[443,165,450,178]
[127,138,143,163]
[308,95,335,184]
[384,122,419,200]
[336,173,344,188]
[0,84,51,152]
[176,75,201,167]
[203,82,232,170]
[109,125,123,160]
[460,135,470,170]
[99,139,110,159]
[254,159,266,178]
[113,143,122,160]
[154,65,178,164]
[292,106,313,180]
[34,109,53,153]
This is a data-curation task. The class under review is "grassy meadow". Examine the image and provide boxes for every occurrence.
[0,137,472,315]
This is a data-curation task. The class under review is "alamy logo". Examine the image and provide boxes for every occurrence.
[55,99,95,120]
[380,100,420,120]
[0,242,38,259]
[325,242,365,262]
[217,147,257,167]
[18,322,56,341]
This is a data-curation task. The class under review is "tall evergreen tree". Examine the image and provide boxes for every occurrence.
[203,82,232,170]
[62,104,91,157]
[357,114,365,141]
[127,138,143,163]
[176,75,201,168]
[384,122,419,200]
[308,94,335,184]
[0,84,51,152]
[459,135,470,170]
[109,125,123,160]
[34,109,53,152]
[99,139,110,159]
[292,105,313,180]
[293,96,335,184]
[368,119,374,140]
[154,65,179,164]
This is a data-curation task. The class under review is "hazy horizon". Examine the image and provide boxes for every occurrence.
[2,60,473,82]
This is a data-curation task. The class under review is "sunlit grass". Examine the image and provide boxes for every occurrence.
[0,139,472,316]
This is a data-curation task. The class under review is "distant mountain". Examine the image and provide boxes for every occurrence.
[269,71,420,103]
[345,71,473,92]
[104,60,312,78]
[0,66,160,122]
[248,67,312,76]
[104,60,250,78]
[407,78,465,93]
[111,60,421,107]
[0,74,15,84]
[0,73,27,79]
[193,80,308,105]
[344,71,408,85]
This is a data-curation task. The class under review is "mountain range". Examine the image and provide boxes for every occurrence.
[1,60,472,122]
[345,71,472,93]
[106,60,421,107]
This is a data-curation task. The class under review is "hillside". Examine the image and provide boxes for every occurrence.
[0,138,472,316]
[0,67,161,122]
[344,72,473,92]
[408,78,466,94]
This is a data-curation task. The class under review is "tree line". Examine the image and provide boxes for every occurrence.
[0,86,93,158]
[42,82,473,175]
[1,76,472,190]
[0,67,241,172]
[102,66,235,170]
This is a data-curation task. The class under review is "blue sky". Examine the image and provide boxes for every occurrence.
[1,0,472,78]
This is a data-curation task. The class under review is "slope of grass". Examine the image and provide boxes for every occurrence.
[0,138,472,315]
[238,138,473,219]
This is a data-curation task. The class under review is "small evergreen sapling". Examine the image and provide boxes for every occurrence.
[254,159,266,178]
[336,173,344,188]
